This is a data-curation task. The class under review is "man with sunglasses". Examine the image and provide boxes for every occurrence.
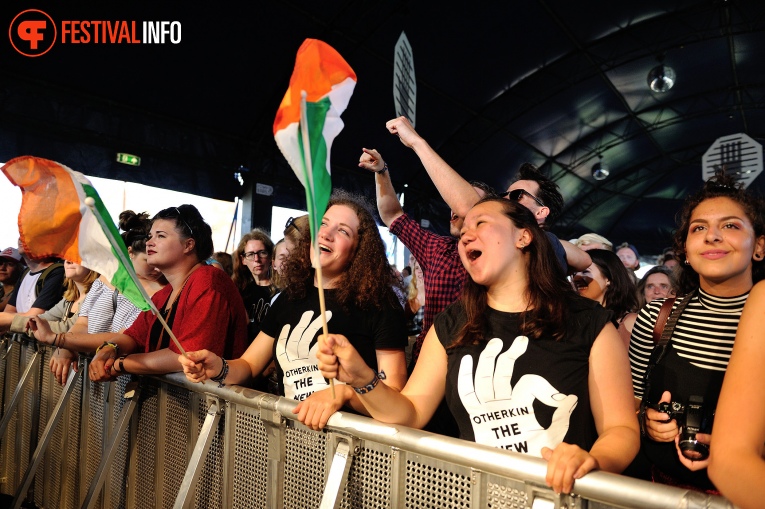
[384,116,591,274]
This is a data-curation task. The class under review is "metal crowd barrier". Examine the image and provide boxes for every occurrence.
[0,334,735,509]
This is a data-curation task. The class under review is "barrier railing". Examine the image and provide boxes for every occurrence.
[0,335,734,509]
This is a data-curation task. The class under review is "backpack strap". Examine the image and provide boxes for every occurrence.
[34,262,64,297]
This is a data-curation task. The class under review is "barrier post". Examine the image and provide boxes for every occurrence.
[173,397,222,509]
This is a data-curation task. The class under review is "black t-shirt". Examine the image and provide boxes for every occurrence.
[240,283,273,341]
[261,286,407,401]
[9,264,65,312]
[434,295,611,456]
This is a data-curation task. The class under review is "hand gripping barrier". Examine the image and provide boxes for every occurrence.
[0,341,736,509]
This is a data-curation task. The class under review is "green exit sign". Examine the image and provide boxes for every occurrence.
[116,153,141,166]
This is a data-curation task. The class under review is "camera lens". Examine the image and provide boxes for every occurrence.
[679,435,709,461]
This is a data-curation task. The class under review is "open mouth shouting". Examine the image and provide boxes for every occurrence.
[465,248,482,262]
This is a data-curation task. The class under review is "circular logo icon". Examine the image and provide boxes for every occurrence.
[9,9,57,57]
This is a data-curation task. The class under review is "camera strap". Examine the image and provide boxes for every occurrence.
[638,291,696,435]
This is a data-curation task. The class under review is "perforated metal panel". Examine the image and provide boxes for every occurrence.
[18,343,38,494]
[135,383,159,506]
[193,397,224,509]
[485,474,529,509]
[162,383,190,509]
[340,441,392,509]
[108,375,131,509]
[404,456,473,508]
[84,378,108,508]
[232,405,268,509]
[283,426,326,509]
[35,348,59,508]
[61,368,84,509]
[0,341,21,495]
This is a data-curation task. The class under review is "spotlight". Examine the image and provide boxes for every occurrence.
[592,157,609,181]
[647,64,676,93]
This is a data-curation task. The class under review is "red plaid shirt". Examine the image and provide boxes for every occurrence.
[390,214,466,365]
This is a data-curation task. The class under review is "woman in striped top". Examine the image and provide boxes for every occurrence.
[628,172,765,492]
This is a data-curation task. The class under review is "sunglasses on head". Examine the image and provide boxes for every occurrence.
[157,207,194,237]
[500,189,545,208]
[285,217,301,233]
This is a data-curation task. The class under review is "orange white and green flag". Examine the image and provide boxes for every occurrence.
[2,156,152,311]
[273,38,357,240]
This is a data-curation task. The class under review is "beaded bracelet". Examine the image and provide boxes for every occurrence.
[375,163,389,174]
[210,358,229,387]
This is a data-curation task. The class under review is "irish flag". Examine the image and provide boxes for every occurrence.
[2,156,151,311]
[273,38,357,239]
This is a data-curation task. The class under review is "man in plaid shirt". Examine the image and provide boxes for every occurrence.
[359,118,591,368]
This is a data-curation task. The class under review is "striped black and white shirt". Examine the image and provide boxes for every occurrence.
[80,279,141,334]
[629,288,748,399]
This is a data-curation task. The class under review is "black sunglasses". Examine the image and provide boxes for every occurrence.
[285,217,301,233]
[500,189,545,208]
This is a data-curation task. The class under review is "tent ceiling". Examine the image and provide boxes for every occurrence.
[2,1,764,254]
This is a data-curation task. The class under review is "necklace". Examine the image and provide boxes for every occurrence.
[153,263,199,351]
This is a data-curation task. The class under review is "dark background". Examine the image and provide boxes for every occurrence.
[1,1,764,254]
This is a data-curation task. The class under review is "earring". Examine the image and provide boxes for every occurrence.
[754,253,764,261]
[684,259,690,265]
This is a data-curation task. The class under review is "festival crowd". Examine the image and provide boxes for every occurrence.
[1,117,763,506]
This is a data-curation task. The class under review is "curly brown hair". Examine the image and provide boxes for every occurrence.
[449,197,577,349]
[672,171,765,294]
[282,190,401,310]
[232,229,275,293]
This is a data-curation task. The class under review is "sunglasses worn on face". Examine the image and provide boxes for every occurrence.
[243,250,270,260]
[500,189,545,208]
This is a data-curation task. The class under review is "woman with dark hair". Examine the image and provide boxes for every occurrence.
[180,191,408,430]
[636,265,678,309]
[573,249,639,347]
[82,204,248,380]
[316,197,639,494]
[629,172,765,492]
[120,210,167,297]
[233,229,276,339]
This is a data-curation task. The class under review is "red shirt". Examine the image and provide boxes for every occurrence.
[125,265,248,358]
[389,214,466,364]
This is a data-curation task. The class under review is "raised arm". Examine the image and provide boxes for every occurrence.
[386,117,481,218]
[560,239,592,272]
[358,148,403,227]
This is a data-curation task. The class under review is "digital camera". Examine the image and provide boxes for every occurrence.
[656,395,711,461]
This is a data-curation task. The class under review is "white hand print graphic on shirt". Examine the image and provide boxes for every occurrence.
[276,310,336,401]
[458,336,577,455]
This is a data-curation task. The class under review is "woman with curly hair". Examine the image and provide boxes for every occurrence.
[315,197,638,495]
[573,249,639,347]
[180,191,408,430]
[629,172,765,492]
[232,229,276,339]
